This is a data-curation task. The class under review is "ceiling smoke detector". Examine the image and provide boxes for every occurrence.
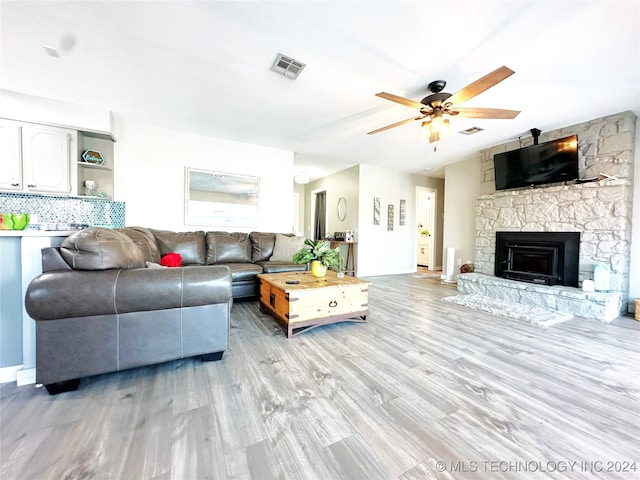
[459,127,485,135]
[271,53,306,79]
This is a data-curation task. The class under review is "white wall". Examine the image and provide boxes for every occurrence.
[442,155,482,269]
[357,165,418,276]
[114,119,294,232]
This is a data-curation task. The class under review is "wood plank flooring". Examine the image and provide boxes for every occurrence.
[1,274,639,480]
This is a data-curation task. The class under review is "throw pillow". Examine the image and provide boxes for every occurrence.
[160,252,182,267]
[269,234,305,262]
[146,261,168,269]
[60,227,145,270]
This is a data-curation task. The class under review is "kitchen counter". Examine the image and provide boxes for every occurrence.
[0,230,80,237]
[0,230,77,385]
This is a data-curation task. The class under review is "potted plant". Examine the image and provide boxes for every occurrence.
[292,238,343,278]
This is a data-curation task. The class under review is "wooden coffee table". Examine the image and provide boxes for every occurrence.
[257,271,370,337]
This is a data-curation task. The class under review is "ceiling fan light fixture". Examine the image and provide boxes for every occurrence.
[420,120,431,138]
[442,119,451,135]
[422,113,451,144]
[431,113,443,131]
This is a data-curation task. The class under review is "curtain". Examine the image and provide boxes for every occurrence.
[314,191,326,240]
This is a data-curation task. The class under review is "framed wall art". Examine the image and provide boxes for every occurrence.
[185,167,259,227]
[373,197,381,225]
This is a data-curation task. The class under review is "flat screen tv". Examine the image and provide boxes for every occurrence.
[494,134,579,191]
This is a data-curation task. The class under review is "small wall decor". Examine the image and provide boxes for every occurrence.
[387,204,394,231]
[399,199,406,226]
[337,196,347,221]
[373,197,381,225]
[81,149,105,165]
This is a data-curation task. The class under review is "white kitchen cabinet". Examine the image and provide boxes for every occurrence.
[0,120,22,191]
[0,119,76,195]
[22,124,76,194]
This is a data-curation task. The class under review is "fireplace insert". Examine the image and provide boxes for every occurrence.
[495,231,580,287]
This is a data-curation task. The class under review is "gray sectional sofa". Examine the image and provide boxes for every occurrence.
[145,228,307,298]
[25,227,307,394]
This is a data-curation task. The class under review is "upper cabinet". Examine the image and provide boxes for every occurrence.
[22,124,75,194]
[0,119,77,195]
[1,118,115,199]
[0,120,22,191]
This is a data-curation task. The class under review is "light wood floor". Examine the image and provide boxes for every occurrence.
[1,274,639,480]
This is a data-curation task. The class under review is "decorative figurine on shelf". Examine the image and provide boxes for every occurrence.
[84,180,96,196]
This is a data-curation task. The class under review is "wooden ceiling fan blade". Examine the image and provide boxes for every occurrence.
[453,107,520,119]
[445,66,515,107]
[367,115,425,135]
[375,92,425,110]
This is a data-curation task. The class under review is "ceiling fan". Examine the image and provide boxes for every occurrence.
[368,66,520,146]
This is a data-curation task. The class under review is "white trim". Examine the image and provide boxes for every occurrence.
[16,367,36,386]
[0,365,23,384]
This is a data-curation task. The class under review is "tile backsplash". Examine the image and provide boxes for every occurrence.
[0,192,125,229]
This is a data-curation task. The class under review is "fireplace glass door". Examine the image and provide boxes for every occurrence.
[508,245,558,281]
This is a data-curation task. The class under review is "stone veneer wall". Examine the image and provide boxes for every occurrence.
[474,111,636,304]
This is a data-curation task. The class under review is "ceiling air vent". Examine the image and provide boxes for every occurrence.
[459,127,485,135]
[271,53,306,79]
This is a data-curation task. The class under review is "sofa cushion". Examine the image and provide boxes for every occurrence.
[150,229,206,265]
[223,263,264,281]
[250,231,277,262]
[206,232,252,264]
[259,262,308,274]
[60,227,145,270]
[116,226,161,263]
[269,234,305,262]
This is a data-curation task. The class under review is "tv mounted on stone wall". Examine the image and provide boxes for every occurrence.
[494,134,579,191]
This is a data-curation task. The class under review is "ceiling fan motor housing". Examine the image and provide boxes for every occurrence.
[428,80,446,93]
[420,92,452,110]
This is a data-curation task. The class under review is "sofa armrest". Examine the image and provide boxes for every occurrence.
[26,265,232,321]
[41,247,72,272]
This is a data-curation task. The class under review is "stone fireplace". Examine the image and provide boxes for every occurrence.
[465,110,636,320]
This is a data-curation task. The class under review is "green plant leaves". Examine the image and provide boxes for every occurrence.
[292,238,343,270]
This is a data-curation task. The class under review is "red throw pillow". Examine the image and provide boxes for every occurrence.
[160,252,182,267]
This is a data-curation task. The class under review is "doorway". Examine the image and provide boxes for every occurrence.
[311,189,327,240]
[415,186,437,270]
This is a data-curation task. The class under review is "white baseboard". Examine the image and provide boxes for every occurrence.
[0,365,23,384]
[16,367,36,386]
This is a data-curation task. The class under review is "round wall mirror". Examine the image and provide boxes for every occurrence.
[337,197,347,221]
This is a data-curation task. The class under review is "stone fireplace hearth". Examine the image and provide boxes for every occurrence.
[467,110,636,320]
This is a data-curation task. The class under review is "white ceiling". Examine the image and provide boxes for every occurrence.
[1,1,639,180]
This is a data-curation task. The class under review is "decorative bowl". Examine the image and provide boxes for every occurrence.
[0,213,30,230]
